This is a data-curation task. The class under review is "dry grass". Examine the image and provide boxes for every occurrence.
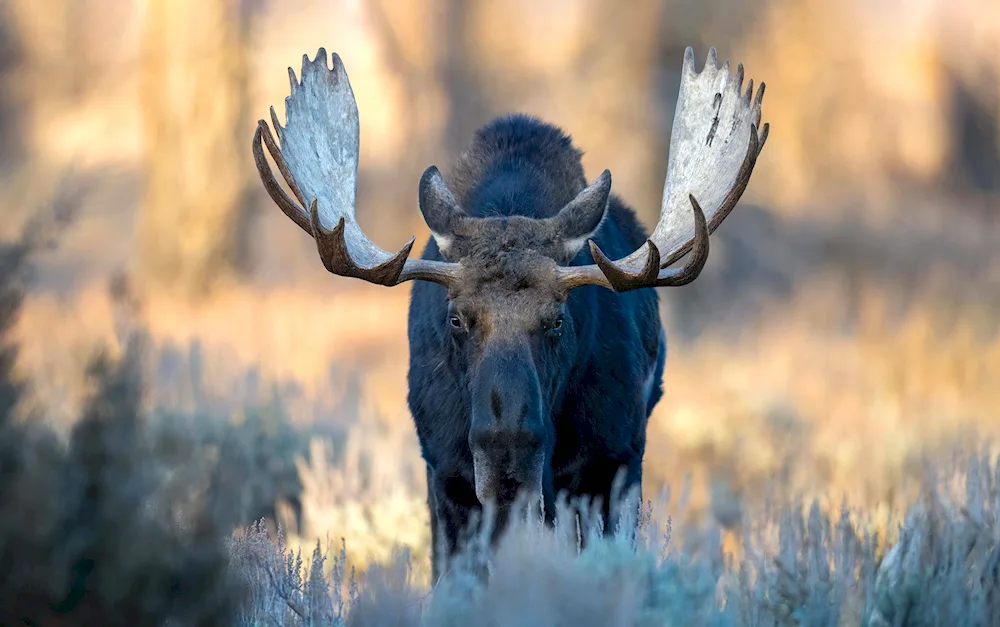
[647,281,1000,522]
[13,284,411,425]
[291,426,431,573]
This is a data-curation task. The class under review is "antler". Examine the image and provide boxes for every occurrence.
[253,48,460,287]
[557,47,769,292]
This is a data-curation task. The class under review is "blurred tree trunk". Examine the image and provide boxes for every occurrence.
[0,5,23,169]
[0,0,84,170]
[137,0,253,300]
[439,0,491,160]
[357,0,451,249]
[577,0,665,224]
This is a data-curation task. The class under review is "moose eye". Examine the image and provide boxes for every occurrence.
[448,315,464,330]
[547,316,564,334]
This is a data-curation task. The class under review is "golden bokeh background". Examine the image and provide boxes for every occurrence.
[3,0,999,572]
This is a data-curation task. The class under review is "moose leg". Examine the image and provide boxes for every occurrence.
[427,470,480,582]
[564,454,644,541]
[426,465,443,583]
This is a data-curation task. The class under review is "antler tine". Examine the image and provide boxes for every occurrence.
[307,199,415,286]
[657,194,710,286]
[557,46,768,293]
[253,48,461,288]
[583,238,660,292]
[574,193,709,291]
[253,120,311,235]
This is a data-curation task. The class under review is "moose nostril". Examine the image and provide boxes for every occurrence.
[491,389,503,421]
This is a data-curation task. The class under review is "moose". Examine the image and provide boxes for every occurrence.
[253,46,768,580]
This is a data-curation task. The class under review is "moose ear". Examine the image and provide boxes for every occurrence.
[550,170,612,263]
[418,165,466,258]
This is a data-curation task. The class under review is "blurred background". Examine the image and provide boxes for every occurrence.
[2,0,999,580]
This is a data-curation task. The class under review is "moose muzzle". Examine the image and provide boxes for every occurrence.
[468,340,546,507]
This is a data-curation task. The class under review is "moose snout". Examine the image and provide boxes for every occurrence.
[469,343,546,506]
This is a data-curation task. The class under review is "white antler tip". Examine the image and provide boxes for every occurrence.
[706,47,718,71]
[683,47,696,73]
[301,49,327,82]
[330,53,350,83]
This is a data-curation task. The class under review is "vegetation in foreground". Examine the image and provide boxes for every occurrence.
[1,240,998,627]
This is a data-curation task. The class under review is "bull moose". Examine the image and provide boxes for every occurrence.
[253,46,768,580]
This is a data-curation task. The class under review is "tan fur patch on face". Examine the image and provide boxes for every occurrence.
[448,251,565,343]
